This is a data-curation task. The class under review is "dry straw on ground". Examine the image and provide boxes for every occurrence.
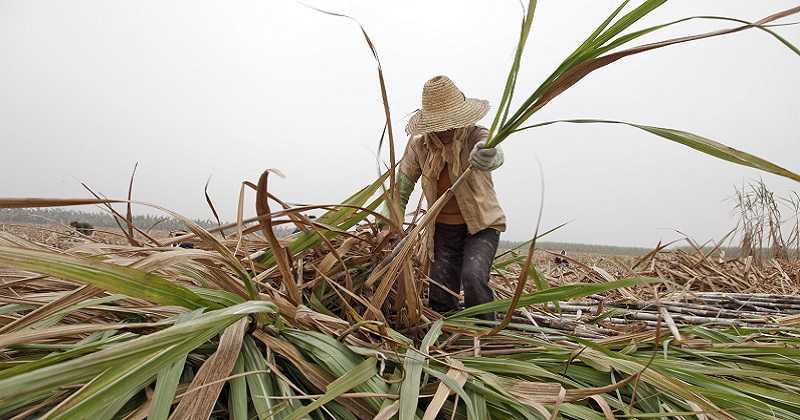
[1,214,799,419]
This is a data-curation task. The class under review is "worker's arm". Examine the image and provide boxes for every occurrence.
[393,170,416,215]
[379,137,422,227]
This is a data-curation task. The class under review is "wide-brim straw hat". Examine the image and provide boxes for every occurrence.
[406,75,489,136]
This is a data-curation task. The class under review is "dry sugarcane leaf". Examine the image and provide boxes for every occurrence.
[0,285,104,334]
[126,162,138,246]
[0,246,213,310]
[169,317,248,420]
[366,170,470,319]
[421,359,468,420]
[317,237,356,275]
[255,169,300,304]
[299,3,401,229]
[203,176,226,239]
[588,395,616,420]
[373,400,400,420]
[0,319,172,349]
[0,198,121,209]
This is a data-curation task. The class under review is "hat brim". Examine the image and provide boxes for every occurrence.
[405,98,489,136]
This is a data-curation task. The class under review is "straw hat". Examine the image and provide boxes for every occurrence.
[406,75,490,136]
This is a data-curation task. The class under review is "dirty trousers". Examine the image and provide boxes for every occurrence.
[429,223,500,320]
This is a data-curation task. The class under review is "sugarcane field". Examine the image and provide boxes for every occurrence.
[2,1,800,419]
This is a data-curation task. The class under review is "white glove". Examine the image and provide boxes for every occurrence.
[469,141,504,171]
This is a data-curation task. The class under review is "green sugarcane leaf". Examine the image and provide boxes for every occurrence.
[471,391,488,420]
[489,4,800,147]
[283,357,378,420]
[398,320,442,420]
[528,264,549,294]
[637,124,800,182]
[596,15,800,57]
[95,382,149,420]
[515,119,800,183]
[148,353,187,420]
[0,333,131,383]
[148,311,203,420]
[28,294,127,330]
[0,301,274,407]
[47,347,176,419]
[449,277,658,318]
[491,0,537,131]
[243,338,273,420]
[492,0,667,143]
[282,329,388,410]
[229,354,249,420]
[192,287,247,307]
[591,0,667,48]
[35,316,259,419]
[242,336,296,420]
[0,246,216,310]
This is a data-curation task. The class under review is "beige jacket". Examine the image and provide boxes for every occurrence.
[399,125,506,258]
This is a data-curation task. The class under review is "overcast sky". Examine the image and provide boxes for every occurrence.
[1,1,799,246]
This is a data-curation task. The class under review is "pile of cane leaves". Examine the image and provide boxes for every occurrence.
[2,1,800,419]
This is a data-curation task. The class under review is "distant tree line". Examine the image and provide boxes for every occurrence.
[499,239,787,259]
[498,240,653,256]
[0,208,299,237]
[8,209,775,257]
[0,208,218,231]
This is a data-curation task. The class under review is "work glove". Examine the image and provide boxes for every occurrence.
[469,141,504,171]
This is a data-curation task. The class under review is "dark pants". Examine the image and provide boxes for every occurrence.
[429,223,499,320]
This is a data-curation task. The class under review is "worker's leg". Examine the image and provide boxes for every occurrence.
[461,227,500,321]
[428,223,467,314]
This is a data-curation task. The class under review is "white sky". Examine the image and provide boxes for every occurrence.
[1,1,799,246]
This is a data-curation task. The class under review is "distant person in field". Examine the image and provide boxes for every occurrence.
[169,230,194,249]
[69,221,94,236]
[386,75,505,320]
[292,215,317,234]
[554,249,569,268]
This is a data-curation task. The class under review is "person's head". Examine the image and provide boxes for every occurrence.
[406,75,489,138]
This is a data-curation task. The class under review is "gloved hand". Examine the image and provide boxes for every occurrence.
[469,141,504,171]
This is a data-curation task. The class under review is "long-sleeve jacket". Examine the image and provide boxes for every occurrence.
[397,125,506,259]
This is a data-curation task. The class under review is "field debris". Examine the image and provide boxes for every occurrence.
[1,214,800,419]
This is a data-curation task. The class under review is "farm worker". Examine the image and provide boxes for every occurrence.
[388,75,505,320]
